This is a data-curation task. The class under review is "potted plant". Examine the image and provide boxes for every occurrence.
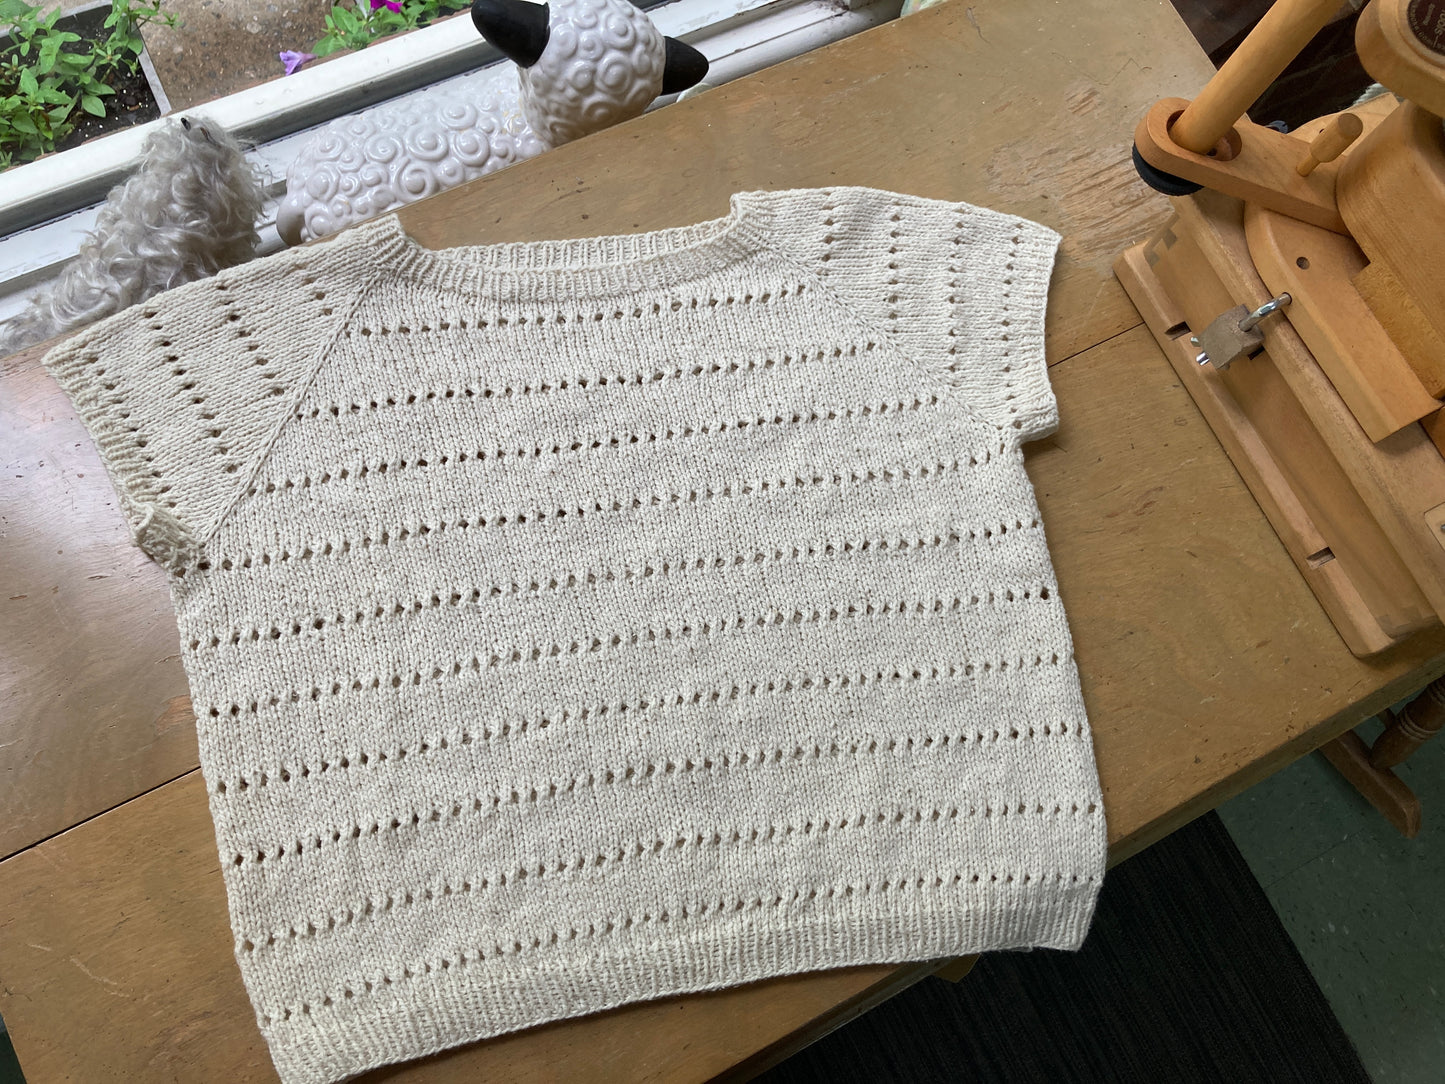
[305,0,472,63]
[0,0,174,170]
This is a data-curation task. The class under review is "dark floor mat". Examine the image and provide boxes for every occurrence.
[759,811,1370,1084]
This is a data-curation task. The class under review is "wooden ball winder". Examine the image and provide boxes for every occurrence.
[1115,0,1445,833]
[1116,0,1445,660]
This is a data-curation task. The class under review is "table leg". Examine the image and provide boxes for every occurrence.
[1318,675,1445,838]
[1319,731,1421,838]
[1371,677,1445,769]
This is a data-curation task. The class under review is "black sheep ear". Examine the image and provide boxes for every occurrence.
[472,0,551,68]
[660,37,708,94]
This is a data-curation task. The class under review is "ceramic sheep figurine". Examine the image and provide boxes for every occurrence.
[276,0,708,245]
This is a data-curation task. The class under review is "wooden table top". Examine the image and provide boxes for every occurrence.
[5,1,1445,1080]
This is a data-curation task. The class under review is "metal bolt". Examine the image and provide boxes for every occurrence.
[1239,293,1291,333]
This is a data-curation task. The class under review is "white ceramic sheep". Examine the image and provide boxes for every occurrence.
[276,0,707,245]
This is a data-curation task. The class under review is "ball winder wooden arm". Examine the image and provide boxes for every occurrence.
[1131,0,1362,223]
[1132,0,1445,219]
[1170,0,1343,154]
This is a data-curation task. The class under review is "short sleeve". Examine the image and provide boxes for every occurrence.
[761,187,1062,443]
[41,242,358,572]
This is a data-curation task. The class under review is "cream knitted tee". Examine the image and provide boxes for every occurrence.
[45,187,1106,1084]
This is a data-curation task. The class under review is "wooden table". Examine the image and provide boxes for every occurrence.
[4,1,1444,1080]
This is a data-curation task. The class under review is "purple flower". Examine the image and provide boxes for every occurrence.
[369,0,402,11]
[280,50,316,75]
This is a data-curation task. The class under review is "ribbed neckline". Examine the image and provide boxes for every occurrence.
[361,191,775,304]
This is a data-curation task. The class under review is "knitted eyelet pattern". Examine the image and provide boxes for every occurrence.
[44,187,1104,1084]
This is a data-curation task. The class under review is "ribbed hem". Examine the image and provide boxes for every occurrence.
[992,216,1061,442]
[362,191,776,304]
[262,877,1101,1084]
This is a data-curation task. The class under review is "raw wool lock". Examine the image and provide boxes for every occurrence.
[276,0,709,244]
[0,117,262,355]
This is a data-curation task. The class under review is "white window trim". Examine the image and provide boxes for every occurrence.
[0,0,901,324]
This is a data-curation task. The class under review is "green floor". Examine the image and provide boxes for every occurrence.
[1217,717,1445,1084]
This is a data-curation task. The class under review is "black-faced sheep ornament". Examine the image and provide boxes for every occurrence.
[276,0,708,244]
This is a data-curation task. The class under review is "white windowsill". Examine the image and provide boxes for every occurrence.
[0,0,901,325]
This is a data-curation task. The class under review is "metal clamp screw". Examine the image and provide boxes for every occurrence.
[1238,293,1292,333]
[1189,293,1292,368]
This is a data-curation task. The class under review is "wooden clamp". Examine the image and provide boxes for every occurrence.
[1244,203,1441,441]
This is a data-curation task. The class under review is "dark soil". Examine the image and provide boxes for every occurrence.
[53,58,159,153]
[4,2,163,160]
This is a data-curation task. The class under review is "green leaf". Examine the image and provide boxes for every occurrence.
[79,93,105,116]
[17,67,38,96]
[47,99,73,122]
[10,112,37,134]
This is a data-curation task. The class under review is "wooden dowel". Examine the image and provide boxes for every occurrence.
[1171,0,1340,154]
[1297,112,1363,175]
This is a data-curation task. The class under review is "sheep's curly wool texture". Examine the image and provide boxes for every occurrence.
[44,187,1107,1084]
[0,117,261,355]
[276,0,668,244]
[519,0,665,145]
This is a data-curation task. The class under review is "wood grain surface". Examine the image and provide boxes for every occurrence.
[1175,193,1445,635]
[4,0,1442,1081]
[1336,100,1445,350]
[1033,326,1445,862]
[1132,204,1441,654]
[1,343,197,860]
[1115,239,1420,658]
